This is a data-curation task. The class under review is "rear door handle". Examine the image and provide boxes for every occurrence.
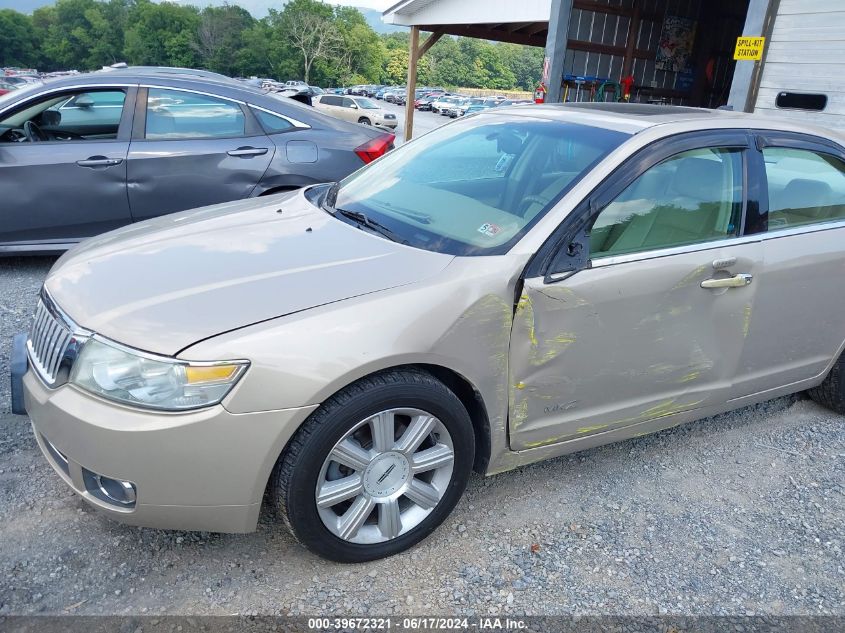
[701,273,753,289]
[76,156,123,168]
[227,147,268,157]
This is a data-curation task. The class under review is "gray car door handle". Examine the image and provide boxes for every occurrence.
[700,273,753,289]
[76,157,123,168]
[227,147,269,157]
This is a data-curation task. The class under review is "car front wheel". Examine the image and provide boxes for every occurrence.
[358,117,371,125]
[272,369,474,562]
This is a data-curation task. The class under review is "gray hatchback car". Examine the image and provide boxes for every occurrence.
[0,71,395,254]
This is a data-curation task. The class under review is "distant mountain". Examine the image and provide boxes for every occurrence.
[0,0,406,33]
[0,0,54,11]
[359,7,405,33]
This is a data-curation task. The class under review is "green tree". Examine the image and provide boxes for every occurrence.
[0,9,39,68]
[234,19,278,78]
[195,4,255,76]
[500,42,543,90]
[274,0,338,84]
[123,0,200,67]
[1,0,540,92]
[31,0,126,70]
[325,6,382,85]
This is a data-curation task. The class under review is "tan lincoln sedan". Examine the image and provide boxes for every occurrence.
[11,103,845,562]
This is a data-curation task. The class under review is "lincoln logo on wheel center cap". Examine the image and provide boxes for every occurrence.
[364,452,410,497]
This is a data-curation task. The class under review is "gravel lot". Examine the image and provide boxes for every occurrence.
[0,254,843,618]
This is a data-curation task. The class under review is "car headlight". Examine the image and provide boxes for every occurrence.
[70,337,248,411]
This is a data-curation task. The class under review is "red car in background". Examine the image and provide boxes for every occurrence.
[0,81,18,96]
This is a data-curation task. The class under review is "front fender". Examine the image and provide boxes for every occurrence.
[179,256,527,468]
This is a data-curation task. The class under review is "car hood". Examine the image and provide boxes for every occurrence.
[45,190,453,355]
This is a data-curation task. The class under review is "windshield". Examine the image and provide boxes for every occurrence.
[357,98,379,109]
[334,114,628,256]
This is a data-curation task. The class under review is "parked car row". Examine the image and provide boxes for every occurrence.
[378,87,407,105]
[413,90,532,118]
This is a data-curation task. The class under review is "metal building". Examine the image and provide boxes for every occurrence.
[384,0,845,137]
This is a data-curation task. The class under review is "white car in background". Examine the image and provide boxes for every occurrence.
[431,96,463,115]
[314,95,398,129]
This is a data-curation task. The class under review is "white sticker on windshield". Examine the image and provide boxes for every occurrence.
[478,223,502,237]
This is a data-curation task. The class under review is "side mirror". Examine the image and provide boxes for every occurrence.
[75,94,95,109]
[350,103,358,109]
[544,224,590,283]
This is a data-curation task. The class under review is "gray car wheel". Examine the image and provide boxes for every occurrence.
[358,117,371,125]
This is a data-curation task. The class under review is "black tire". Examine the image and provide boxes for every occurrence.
[358,117,371,125]
[808,353,845,414]
[272,368,474,562]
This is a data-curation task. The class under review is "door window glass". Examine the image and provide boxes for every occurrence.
[342,98,356,108]
[590,148,743,258]
[145,88,245,140]
[764,147,845,230]
[0,89,126,142]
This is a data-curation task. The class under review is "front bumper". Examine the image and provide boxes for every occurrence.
[23,369,318,533]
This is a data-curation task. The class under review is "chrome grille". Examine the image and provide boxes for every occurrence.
[28,298,74,386]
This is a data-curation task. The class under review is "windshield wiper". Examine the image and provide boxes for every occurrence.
[335,208,405,244]
[320,182,404,244]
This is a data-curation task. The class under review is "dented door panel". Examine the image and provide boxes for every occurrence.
[126,136,274,221]
[509,242,763,450]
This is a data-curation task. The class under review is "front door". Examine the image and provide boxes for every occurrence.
[127,87,273,221]
[0,86,134,247]
[510,137,762,450]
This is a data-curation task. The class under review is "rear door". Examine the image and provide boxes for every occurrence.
[0,85,134,247]
[730,132,845,400]
[126,86,274,221]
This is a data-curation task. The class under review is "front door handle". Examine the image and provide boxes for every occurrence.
[701,273,753,289]
[76,156,123,168]
[227,147,268,157]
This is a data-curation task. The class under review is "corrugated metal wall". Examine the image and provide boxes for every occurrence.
[561,0,746,107]
[754,0,845,128]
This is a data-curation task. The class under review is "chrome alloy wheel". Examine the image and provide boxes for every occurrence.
[315,408,455,544]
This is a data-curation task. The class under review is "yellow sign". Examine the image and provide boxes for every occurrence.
[734,36,765,61]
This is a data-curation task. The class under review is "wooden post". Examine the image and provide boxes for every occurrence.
[404,26,420,142]
[621,1,641,78]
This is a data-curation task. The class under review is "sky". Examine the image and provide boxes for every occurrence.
[330,0,393,8]
[0,0,397,15]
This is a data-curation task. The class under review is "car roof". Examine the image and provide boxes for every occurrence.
[487,101,845,141]
[2,71,386,139]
